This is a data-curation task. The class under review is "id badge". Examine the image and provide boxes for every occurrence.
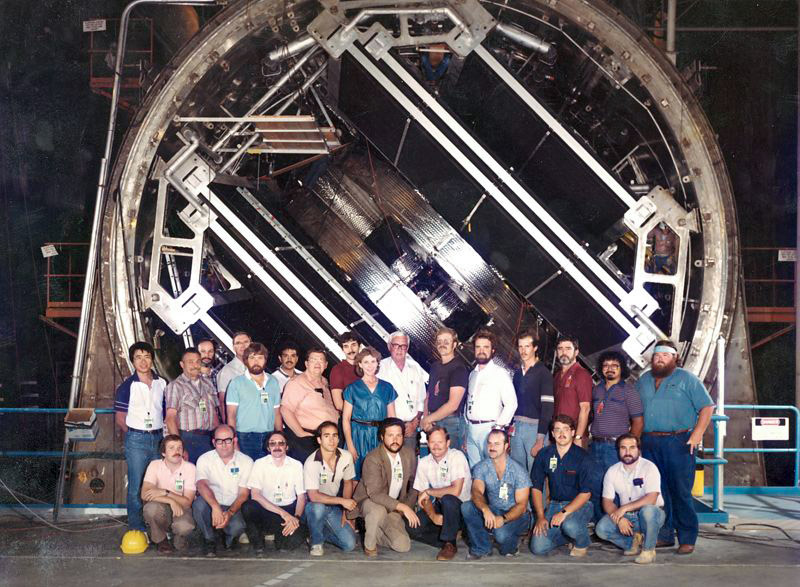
[143,415,154,430]
[230,467,239,476]
[406,397,415,412]
[549,456,558,472]
[260,391,270,405]
[393,464,403,481]
[320,471,329,485]
[273,487,284,503]
[439,465,448,482]
[199,399,208,414]
[175,478,184,493]
[498,483,509,501]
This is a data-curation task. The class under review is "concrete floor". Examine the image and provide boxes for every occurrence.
[1,500,799,587]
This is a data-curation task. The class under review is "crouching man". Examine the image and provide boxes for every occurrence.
[141,434,197,553]
[595,434,665,564]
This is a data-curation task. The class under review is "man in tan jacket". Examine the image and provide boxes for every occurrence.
[351,417,420,556]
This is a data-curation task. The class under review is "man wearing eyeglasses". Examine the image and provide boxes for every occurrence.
[379,331,428,450]
[242,430,307,553]
[193,424,253,556]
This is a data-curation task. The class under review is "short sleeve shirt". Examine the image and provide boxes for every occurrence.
[591,381,643,438]
[329,360,359,392]
[531,444,599,502]
[426,358,469,415]
[303,449,356,497]
[165,374,219,431]
[195,449,253,506]
[247,455,305,507]
[282,373,339,431]
[114,372,167,431]
[143,459,197,496]
[553,363,593,422]
[472,457,531,514]
[603,457,664,507]
[225,371,281,433]
[636,368,714,433]
[413,448,472,502]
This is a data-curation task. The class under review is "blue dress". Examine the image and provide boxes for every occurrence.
[343,379,397,479]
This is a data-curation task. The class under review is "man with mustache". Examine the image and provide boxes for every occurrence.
[272,341,303,395]
[636,340,713,555]
[595,433,665,564]
[464,330,517,467]
[350,417,419,556]
[329,331,362,414]
[461,428,531,559]
[197,338,222,390]
[242,430,307,552]
[530,415,599,557]
[553,336,592,449]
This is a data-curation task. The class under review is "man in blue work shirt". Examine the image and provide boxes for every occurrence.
[530,415,599,556]
[461,428,531,559]
[637,340,714,555]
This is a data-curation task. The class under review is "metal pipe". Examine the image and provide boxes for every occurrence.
[714,336,726,511]
[341,6,467,37]
[795,0,800,430]
[666,0,677,65]
[58,0,219,523]
[495,22,552,55]
[212,45,320,151]
[268,35,317,62]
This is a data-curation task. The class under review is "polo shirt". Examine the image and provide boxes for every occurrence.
[553,362,593,422]
[329,360,359,392]
[247,455,305,507]
[196,449,253,506]
[281,373,338,432]
[379,356,428,422]
[466,360,517,426]
[217,357,246,396]
[143,458,197,496]
[226,371,281,433]
[272,367,303,394]
[591,380,643,438]
[636,367,714,433]
[304,449,355,497]
[165,373,219,431]
[531,444,599,502]
[426,358,469,415]
[472,456,531,513]
[602,457,664,507]
[114,371,167,431]
[512,361,554,435]
[413,448,472,502]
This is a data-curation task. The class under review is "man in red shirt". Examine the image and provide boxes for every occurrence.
[553,336,592,448]
[329,331,362,414]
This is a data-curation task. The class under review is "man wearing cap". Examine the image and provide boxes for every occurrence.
[637,340,714,555]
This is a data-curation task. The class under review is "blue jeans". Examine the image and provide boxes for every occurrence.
[510,419,541,473]
[466,422,493,468]
[237,431,268,462]
[643,431,697,545]
[530,500,594,555]
[192,495,247,546]
[181,430,213,464]
[595,505,666,551]
[461,500,531,556]
[590,440,620,520]
[438,414,466,453]
[124,429,161,531]
[305,502,357,551]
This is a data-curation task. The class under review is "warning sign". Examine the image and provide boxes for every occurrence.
[751,417,789,441]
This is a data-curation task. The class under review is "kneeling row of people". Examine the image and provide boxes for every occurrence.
[142,415,664,563]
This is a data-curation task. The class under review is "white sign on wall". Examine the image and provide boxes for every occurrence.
[83,19,107,33]
[777,249,796,262]
[751,417,789,441]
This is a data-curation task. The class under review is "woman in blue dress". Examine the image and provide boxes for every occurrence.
[342,346,397,479]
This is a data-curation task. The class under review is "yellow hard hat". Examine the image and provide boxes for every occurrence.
[121,530,149,554]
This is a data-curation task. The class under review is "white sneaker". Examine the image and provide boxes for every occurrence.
[238,534,250,544]
[310,544,324,557]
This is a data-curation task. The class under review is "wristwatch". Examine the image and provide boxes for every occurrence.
[560,508,568,515]
[575,435,583,440]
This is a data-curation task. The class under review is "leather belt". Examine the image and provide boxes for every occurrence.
[128,427,162,435]
[592,436,618,443]
[352,418,381,427]
[468,419,496,425]
[645,429,691,436]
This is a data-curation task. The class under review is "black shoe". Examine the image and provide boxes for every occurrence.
[202,540,217,557]
[656,540,676,548]
[251,543,265,555]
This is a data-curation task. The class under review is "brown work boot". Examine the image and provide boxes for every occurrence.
[635,549,656,564]
[569,545,588,558]
[623,532,644,556]
[156,539,174,554]
[364,545,378,557]
[436,542,457,561]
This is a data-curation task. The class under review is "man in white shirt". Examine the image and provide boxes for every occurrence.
[410,426,471,561]
[241,430,307,552]
[271,341,303,395]
[379,330,428,449]
[216,331,252,413]
[465,330,517,467]
[595,433,666,564]
[192,424,253,556]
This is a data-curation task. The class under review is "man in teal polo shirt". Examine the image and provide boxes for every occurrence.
[636,340,713,555]
[227,342,282,461]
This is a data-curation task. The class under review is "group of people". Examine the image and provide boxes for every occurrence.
[115,327,714,561]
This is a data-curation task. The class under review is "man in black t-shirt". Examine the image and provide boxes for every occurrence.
[421,327,469,451]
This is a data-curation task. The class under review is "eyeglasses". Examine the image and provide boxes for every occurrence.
[268,441,287,447]
[214,437,234,445]
[390,343,409,350]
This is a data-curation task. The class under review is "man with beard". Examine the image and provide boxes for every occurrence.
[461,428,531,559]
[242,430,307,552]
[350,417,419,556]
[226,343,282,461]
[421,327,469,452]
[530,415,598,557]
[272,341,303,395]
[197,339,222,388]
[464,330,517,467]
[329,331,362,414]
[379,331,428,450]
[637,340,713,555]
[553,336,592,448]
[595,434,665,564]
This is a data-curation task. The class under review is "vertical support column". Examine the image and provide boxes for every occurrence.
[714,336,726,512]
[795,0,800,414]
[666,0,677,65]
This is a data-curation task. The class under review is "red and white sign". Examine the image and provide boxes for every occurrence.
[751,417,789,441]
